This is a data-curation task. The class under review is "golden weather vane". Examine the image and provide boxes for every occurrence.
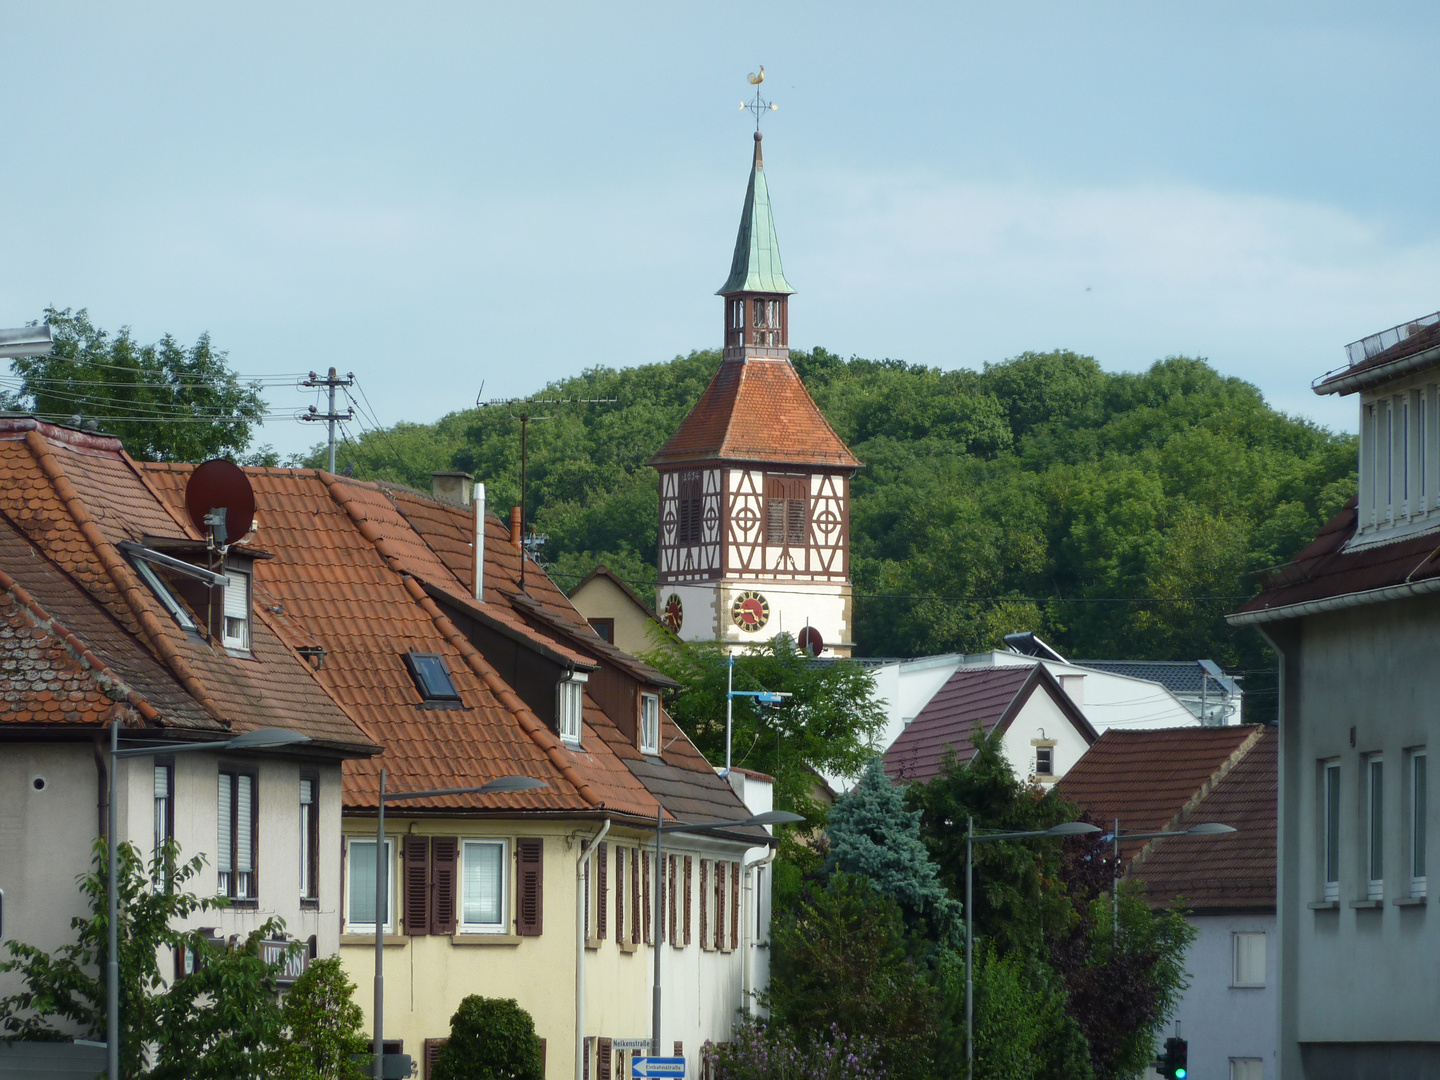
[740,65,778,132]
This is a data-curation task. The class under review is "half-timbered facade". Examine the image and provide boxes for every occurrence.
[650,131,861,657]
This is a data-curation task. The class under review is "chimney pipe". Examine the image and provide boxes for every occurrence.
[510,506,522,549]
[473,482,486,602]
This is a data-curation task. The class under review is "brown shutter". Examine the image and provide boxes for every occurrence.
[597,843,608,940]
[598,1037,612,1080]
[404,835,430,936]
[424,1038,447,1080]
[684,856,692,945]
[431,837,458,935]
[674,1042,683,1057]
[642,851,652,945]
[731,861,740,949]
[699,860,708,948]
[714,861,725,949]
[583,1037,591,1080]
[668,855,677,942]
[614,848,624,944]
[517,838,544,936]
[631,848,641,944]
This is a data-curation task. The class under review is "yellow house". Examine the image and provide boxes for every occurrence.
[567,565,665,657]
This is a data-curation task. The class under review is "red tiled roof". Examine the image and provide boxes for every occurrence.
[1132,727,1275,911]
[649,358,861,470]
[1232,496,1440,620]
[1056,725,1262,857]
[883,665,1096,784]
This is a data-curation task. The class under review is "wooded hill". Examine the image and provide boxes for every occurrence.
[319,348,1357,712]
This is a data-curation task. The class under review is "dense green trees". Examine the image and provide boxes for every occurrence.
[432,996,544,1080]
[312,346,1355,701]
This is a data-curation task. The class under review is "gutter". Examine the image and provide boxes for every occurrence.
[741,847,777,1020]
[576,818,610,1080]
[1313,340,1440,396]
[1227,574,1440,626]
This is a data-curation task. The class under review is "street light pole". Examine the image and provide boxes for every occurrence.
[1104,821,1238,938]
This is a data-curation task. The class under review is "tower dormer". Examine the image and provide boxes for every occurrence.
[719,131,795,362]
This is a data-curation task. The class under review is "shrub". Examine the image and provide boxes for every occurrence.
[275,957,370,1080]
[433,996,543,1080]
[704,1021,887,1080]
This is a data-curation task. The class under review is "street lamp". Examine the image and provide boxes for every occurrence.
[964,818,1100,1079]
[650,808,804,1058]
[1102,820,1237,934]
[371,770,549,1080]
[105,724,311,1080]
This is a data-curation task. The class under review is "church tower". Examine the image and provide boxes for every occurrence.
[650,128,861,658]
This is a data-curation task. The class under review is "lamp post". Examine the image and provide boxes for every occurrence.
[1103,820,1237,935]
[371,771,548,1080]
[650,809,804,1057]
[106,724,312,1080]
[964,818,1100,1080]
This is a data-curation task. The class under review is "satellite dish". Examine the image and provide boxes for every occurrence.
[798,626,824,658]
[185,459,255,548]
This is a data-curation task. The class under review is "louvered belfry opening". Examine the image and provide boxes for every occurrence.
[765,475,808,546]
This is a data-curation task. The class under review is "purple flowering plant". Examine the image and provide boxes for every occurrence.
[702,1021,888,1080]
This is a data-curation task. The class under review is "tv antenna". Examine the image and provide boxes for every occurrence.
[479,394,618,591]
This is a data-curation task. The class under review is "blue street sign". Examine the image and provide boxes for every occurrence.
[632,1057,686,1078]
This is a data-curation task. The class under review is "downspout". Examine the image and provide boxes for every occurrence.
[576,818,611,1080]
[93,731,109,839]
[741,847,777,1019]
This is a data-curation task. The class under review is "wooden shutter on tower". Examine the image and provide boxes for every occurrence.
[614,848,625,943]
[404,835,430,936]
[630,848,641,944]
[642,851,652,945]
[516,838,544,936]
[424,1038,447,1080]
[699,860,708,948]
[684,856,692,945]
[431,837,458,935]
[597,1037,612,1080]
[597,843,608,939]
[731,861,740,949]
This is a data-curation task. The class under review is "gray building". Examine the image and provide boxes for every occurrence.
[1232,311,1440,1079]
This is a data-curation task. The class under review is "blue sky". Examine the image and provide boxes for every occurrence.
[3,2,1439,458]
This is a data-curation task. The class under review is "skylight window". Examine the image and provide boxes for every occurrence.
[131,558,197,632]
[403,652,461,702]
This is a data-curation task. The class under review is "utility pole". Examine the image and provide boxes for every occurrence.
[302,367,355,473]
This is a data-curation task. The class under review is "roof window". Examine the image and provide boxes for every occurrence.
[403,652,461,702]
[131,557,198,632]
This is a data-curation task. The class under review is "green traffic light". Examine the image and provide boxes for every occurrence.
[1175,1070,1186,1079]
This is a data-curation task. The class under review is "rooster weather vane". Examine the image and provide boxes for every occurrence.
[740,65,778,132]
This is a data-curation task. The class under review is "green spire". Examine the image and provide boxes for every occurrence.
[716,133,796,296]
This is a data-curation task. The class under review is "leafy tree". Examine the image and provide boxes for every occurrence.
[8,308,265,461]
[432,996,543,1080]
[971,944,1091,1080]
[273,957,369,1080]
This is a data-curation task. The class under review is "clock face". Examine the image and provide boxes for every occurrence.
[662,593,684,632]
[731,590,770,633]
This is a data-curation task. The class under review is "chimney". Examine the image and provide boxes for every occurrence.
[509,506,522,549]
[1058,673,1085,708]
[473,482,486,602]
[431,470,474,508]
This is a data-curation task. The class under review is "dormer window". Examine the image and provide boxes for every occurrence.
[558,672,587,745]
[222,571,251,652]
[403,652,461,702]
[131,558,198,632]
[640,693,660,755]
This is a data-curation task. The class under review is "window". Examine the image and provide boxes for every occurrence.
[1231,931,1266,987]
[559,673,587,744]
[403,652,461,702]
[221,571,250,651]
[346,837,393,933]
[1229,1059,1263,1080]
[640,693,660,755]
[154,762,174,853]
[217,768,257,901]
[764,476,807,546]
[461,839,506,933]
[1323,762,1340,901]
[1367,756,1384,899]
[299,774,319,904]
[677,471,703,544]
[1411,751,1427,897]
[588,618,615,644]
[1035,747,1054,776]
[132,558,197,631]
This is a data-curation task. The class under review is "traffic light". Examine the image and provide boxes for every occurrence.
[1155,1036,1188,1079]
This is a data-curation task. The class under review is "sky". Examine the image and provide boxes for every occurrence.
[4,2,1440,459]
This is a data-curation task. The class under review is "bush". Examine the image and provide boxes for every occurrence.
[275,957,370,1080]
[433,996,543,1080]
[704,1021,887,1080]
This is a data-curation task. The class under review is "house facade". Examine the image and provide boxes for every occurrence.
[1231,311,1440,1079]
[567,564,663,656]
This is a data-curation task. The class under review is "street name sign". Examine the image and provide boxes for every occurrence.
[612,1038,654,1051]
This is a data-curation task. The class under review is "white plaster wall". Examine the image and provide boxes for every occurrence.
[997,691,1093,787]
[661,581,850,657]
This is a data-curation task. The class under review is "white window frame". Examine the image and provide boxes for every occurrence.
[221,570,251,652]
[1367,755,1384,900]
[558,673,587,745]
[1323,761,1341,901]
[345,837,394,934]
[460,838,508,934]
[1410,750,1427,898]
[1231,930,1266,988]
[132,558,197,631]
[1035,746,1054,776]
[640,693,660,755]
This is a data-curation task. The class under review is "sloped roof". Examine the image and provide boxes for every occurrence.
[1056,725,1262,857]
[883,664,1097,784]
[1074,659,1239,697]
[1231,496,1440,622]
[570,564,659,621]
[1132,727,1275,911]
[716,133,795,297]
[0,418,376,752]
[648,357,861,470]
[1315,318,1440,395]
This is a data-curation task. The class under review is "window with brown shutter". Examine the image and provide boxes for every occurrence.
[615,848,625,944]
[516,838,544,936]
[424,1038,447,1080]
[699,860,709,949]
[431,837,458,935]
[684,856,692,945]
[404,836,430,936]
[731,862,740,950]
[674,1042,683,1058]
[642,851,652,945]
[764,476,807,546]
[714,860,726,950]
[597,843,608,940]
[678,471,703,544]
[630,848,641,945]
[668,855,677,942]
[598,1037,612,1080]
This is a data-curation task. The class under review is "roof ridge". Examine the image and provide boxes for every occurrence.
[23,429,228,725]
[0,562,159,724]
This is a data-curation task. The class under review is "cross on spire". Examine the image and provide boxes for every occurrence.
[740,66,777,133]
